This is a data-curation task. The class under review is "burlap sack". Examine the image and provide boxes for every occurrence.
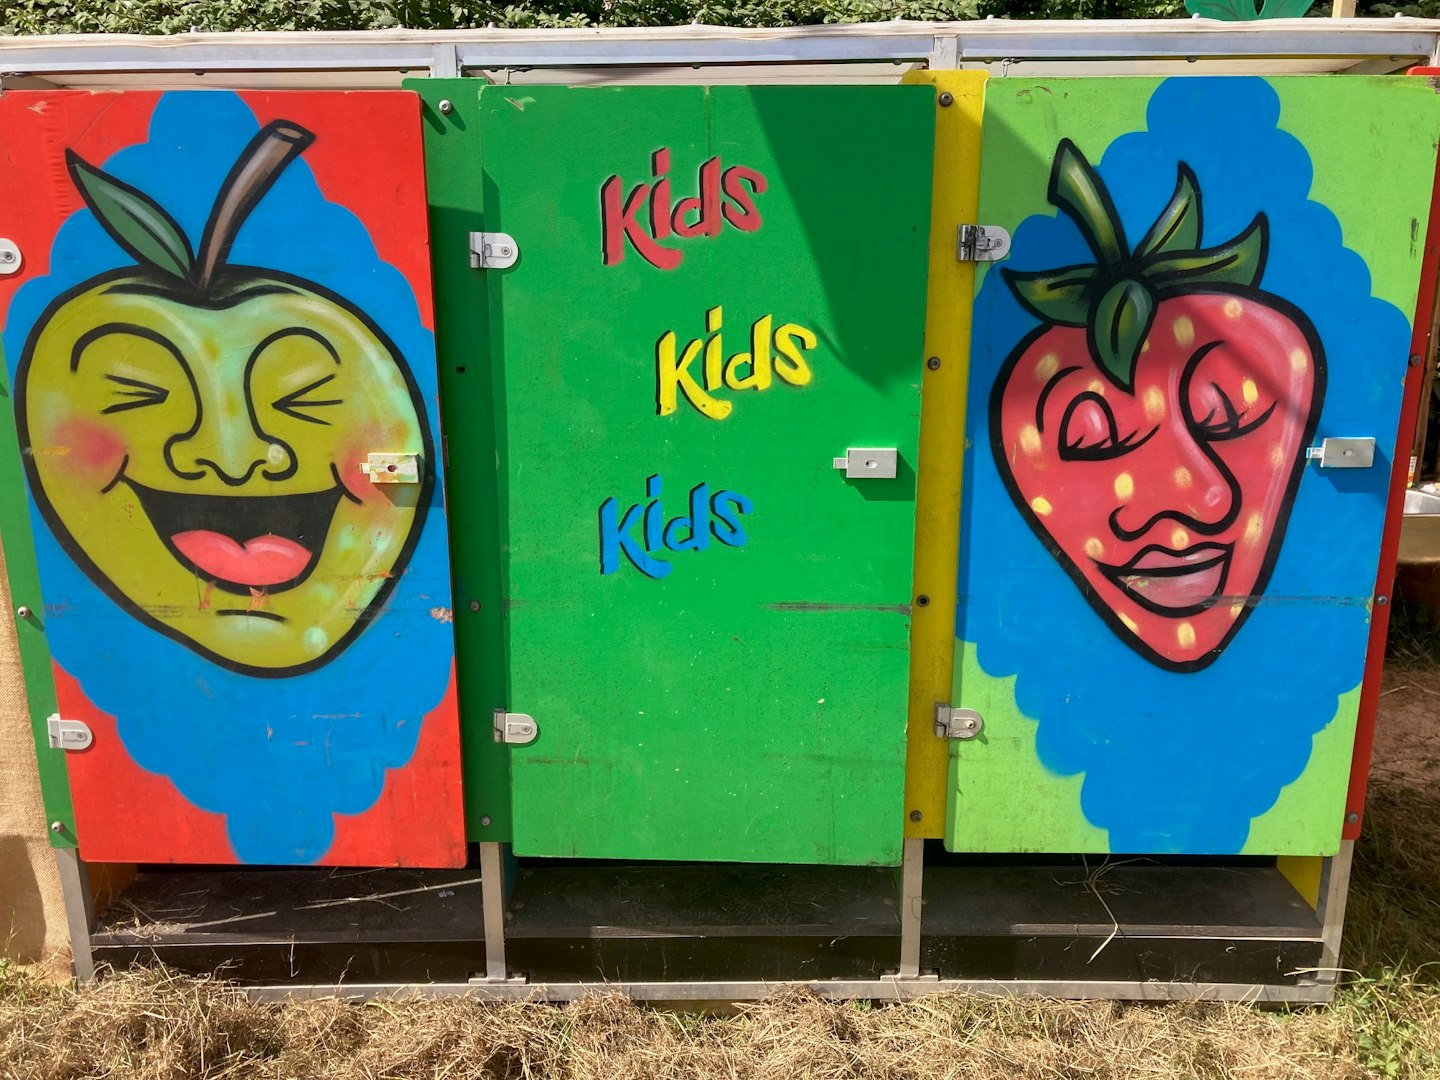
[0,530,67,963]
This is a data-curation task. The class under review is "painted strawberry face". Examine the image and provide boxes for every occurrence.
[992,141,1324,672]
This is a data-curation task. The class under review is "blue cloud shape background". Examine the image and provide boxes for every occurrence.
[4,91,454,864]
[960,78,1407,853]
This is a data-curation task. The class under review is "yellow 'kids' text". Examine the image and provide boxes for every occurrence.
[656,305,815,420]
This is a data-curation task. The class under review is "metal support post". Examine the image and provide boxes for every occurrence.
[477,841,512,983]
[1316,840,1355,978]
[429,43,461,79]
[53,847,95,983]
[898,836,924,978]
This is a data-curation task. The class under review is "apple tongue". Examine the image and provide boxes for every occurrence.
[171,530,313,587]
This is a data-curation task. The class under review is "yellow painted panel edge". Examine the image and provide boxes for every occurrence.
[900,69,987,839]
[1277,855,1323,910]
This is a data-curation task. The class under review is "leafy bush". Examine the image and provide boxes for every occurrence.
[0,0,985,34]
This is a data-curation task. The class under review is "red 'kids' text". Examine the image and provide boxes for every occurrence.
[601,148,766,270]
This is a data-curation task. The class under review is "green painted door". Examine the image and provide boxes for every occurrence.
[462,85,934,865]
[951,76,1440,856]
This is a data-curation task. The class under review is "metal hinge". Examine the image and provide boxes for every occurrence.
[934,704,984,741]
[956,224,1011,263]
[46,715,93,752]
[469,231,519,270]
[494,709,538,746]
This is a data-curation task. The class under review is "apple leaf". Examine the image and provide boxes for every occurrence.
[1089,278,1154,390]
[1049,139,1128,274]
[1004,264,1096,326]
[66,152,195,282]
[1145,214,1267,292]
[1135,165,1201,259]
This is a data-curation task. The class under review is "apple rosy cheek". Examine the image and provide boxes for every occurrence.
[50,417,129,476]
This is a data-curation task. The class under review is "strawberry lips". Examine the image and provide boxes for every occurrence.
[125,479,343,594]
[1099,543,1233,617]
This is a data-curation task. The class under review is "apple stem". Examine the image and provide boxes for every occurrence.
[195,120,316,292]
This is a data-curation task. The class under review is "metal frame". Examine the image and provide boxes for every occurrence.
[246,978,1336,1004]
[0,20,1439,79]
[71,842,1351,1002]
[20,19,1375,1002]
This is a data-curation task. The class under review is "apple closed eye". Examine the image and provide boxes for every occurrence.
[247,326,346,427]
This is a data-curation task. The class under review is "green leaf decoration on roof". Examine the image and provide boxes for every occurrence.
[1184,0,1316,20]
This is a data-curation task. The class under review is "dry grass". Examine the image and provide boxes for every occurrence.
[5,667,1440,1078]
[0,967,1405,1080]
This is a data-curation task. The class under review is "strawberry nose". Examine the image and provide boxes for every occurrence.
[1107,436,1239,542]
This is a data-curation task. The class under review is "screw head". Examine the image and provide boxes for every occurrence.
[1377,595,1391,607]
[50,821,63,833]
[1411,353,1424,367]
[1,250,14,263]
[926,356,941,371]
[15,605,31,620]
[469,600,481,612]
[1346,812,1360,824]
[916,594,930,608]
[438,99,454,115]
[908,810,922,822]
[480,815,492,827]
[938,91,955,107]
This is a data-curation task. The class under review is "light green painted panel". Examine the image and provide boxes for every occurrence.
[952,76,1439,855]
[475,86,934,865]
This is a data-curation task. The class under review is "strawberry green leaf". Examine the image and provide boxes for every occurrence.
[1004,264,1096,326]
[1136,164,1201,259]
[66,151,195,282]
[1145,214,1268,291]
[1089,278,1155,390]
[1049,139,1128,274]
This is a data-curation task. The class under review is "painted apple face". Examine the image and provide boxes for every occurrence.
[992,139,1324,672]
[18,272,428,675]
[13,120,430,676]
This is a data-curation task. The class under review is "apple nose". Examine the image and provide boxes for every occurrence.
[1108,428,1238,541]
[166,424,296,486]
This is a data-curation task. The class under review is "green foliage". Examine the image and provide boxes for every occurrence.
[0,0,982,34]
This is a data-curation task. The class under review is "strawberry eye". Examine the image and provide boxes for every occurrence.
[1059,392,1154,461]
[1188,381,1276,442]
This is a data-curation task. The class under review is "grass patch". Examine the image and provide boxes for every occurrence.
[5,687,1440,1077]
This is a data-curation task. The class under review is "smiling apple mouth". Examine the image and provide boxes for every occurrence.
[124,478,343,595]
[1097,543,1233,617]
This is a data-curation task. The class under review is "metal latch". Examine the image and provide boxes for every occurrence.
[494,710,538,746]
[1306,437,1375,469]
[957,224,1011,263]
[47,715,93,752]
[469,231,519,270]
[832,447,898,480]
[359,453,420,484]
[935,704,984,741]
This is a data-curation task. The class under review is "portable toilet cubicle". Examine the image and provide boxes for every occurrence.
[2,21,1439,1002]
